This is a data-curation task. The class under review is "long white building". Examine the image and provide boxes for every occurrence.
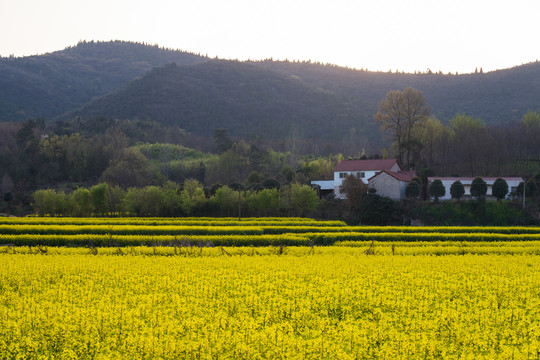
[427,177,524,200]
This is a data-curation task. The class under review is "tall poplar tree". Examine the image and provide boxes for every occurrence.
[374,87,430,167]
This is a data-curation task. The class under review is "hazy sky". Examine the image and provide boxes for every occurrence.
[1,0,539,74]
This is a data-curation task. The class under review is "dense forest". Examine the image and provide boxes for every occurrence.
[0,41,539,222]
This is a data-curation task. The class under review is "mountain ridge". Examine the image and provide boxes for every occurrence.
[1,41,539,151]
[0,40,208,122]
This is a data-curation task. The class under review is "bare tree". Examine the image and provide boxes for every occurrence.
[374,87,430,167]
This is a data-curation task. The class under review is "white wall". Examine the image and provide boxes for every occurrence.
[333,171,378,199]
[429,178,523,200]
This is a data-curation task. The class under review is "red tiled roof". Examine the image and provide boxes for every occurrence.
[369,170,414,182]
[334,159,400,172]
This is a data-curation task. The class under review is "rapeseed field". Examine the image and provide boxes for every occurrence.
[1,248,539,359]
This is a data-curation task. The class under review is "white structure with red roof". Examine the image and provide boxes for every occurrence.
[368,170,416,200]
[311,159,414,199]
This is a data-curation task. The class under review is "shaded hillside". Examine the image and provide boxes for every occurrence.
[63,60,374,144]
[259,60,540,123]
[1,41,539,147]
[0,41,207,122]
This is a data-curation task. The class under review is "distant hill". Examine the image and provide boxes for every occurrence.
[62,60,373,143]
[258,60,540,123]
[0,40,207,122]
[1,41,539,149]
[63,56,540,147]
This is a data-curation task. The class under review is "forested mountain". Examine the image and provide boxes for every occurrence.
[1,41,539,152]
[0,41,207,122]
[62,60,373,148]
[258,60,540,124]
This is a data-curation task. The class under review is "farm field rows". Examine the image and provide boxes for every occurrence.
[0,217,539,248]
[2,217,540,359]
[1,249,540,359]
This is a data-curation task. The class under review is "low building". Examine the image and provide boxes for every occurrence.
[311,159,414,200]
[368,170,415,200]
[427,177,524,200]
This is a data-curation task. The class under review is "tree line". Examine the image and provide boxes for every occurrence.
[31,181,319,218]
[0,117,343,215]
[375,87,540,177]
[405,176,539,202]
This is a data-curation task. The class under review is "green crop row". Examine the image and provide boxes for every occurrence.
[0,225,270,236]
[0,233,311,247]
[1,231,539,248]
[0,217,347,227]
[306,232,540,245]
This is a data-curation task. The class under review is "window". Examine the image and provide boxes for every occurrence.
[356,172,365,178]
[339,173,347,179]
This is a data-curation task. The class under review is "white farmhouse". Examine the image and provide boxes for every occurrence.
[311,159,410,199]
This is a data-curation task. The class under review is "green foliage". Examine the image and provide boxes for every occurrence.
[492,178,509,200]
[470,177,488,201]
[405,181,421,200]
[358,194,403,225]
[527,180,537,197]
[160,181,182,217]
[247,170,262,184]
[32,189,61,217]
[262,178,280,190]
[246,189,281,217]
[517,180,537,198]
[429,179,446,202]
[90,183,108,215]
[449,114,486,135]
[214,129,233,154]
[289,184,319,216]
[450,181,465,201]
[410,176,423,185]
[521,110,540,129]
[213,186,237,216]
[100,148,153,188]
[411,201,530,226]
[70,188,92,217]
[180,179,206,214]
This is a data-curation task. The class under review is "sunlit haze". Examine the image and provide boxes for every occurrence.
[1,0,539,74]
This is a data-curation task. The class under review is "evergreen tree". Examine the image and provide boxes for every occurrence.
[470,177,487,201]
[450,181,465,201]
[492,178,509,201]
[405,181,420,200]
[429,179,446,202]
